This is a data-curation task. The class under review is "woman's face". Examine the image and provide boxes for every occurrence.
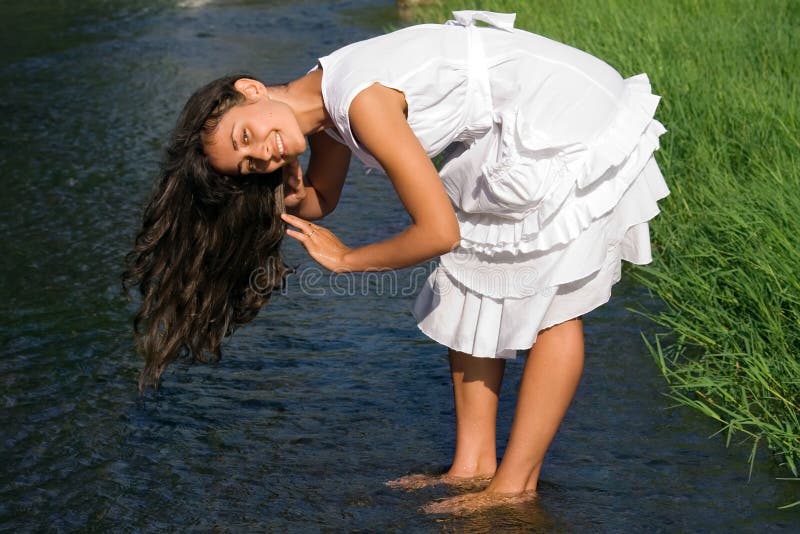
[204,80,306,176]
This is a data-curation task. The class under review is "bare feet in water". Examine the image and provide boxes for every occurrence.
[422,489,538,515]
[385,472,492,491]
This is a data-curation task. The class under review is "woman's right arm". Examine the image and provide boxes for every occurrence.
[285,130,351,220]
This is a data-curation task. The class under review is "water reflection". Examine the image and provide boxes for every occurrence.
[433,494,561,532]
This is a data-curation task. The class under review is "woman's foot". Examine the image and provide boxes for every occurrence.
[385,472,492,491]
[422,489,537,515]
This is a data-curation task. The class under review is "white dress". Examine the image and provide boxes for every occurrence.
[315,10,670,358]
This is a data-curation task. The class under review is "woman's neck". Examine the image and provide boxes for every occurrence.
[266,68,332,136]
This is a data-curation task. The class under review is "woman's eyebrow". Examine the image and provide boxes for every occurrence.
[231,124,244,174]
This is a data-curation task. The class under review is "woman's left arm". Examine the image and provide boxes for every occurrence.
[281,83,460,272]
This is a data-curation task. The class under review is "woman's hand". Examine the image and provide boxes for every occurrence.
[280,213,353,273]
[282,159,307,209]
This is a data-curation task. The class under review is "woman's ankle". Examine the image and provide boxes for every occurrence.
[446,459,496,478]
[485,461,541,494]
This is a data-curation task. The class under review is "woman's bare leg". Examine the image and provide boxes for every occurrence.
[488,317,584,493]
[447,349,506,478]
[387,349,505,490]
[423,317,584,512]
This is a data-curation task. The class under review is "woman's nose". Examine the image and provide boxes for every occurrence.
[244,136,269,161]
[258,138,272,160]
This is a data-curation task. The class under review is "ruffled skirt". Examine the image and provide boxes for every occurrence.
[412,73,670,358]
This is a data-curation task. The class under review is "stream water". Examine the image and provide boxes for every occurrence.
[1,0,796,531]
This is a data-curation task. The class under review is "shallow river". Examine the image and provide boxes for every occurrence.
[0,0,796,531]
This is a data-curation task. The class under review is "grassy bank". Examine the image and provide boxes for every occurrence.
[407,0,800,499]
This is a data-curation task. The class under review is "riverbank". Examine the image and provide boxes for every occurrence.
[407,0,799,503]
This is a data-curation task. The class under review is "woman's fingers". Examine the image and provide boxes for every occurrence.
[281,213,311,244]
[281,212,311,231]
[279,213,351,272]
[282,160,306,208]
[283,158,302,183]
[281,213,321,245]
[284,227,309,243]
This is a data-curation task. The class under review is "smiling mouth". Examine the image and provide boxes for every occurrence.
[275,132,285,158]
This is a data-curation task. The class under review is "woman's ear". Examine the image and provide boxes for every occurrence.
[233,78,266,99]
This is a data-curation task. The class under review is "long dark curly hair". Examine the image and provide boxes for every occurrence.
[122,73,289,392]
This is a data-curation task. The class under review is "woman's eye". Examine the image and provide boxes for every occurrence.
[243,130,249,144]
[248,158,257,172]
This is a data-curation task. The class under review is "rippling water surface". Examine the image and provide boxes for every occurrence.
[1,1,795,531]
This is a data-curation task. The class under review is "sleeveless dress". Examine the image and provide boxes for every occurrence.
[315,10,670,359]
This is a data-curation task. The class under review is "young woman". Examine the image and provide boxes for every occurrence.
[123,11,669,513]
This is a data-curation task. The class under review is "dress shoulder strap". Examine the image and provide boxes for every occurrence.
[445,10,516,32]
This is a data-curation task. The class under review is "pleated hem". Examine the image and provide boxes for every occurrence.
[412,234,627,359]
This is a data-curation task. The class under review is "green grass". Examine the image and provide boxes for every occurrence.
[407,0,800,503]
